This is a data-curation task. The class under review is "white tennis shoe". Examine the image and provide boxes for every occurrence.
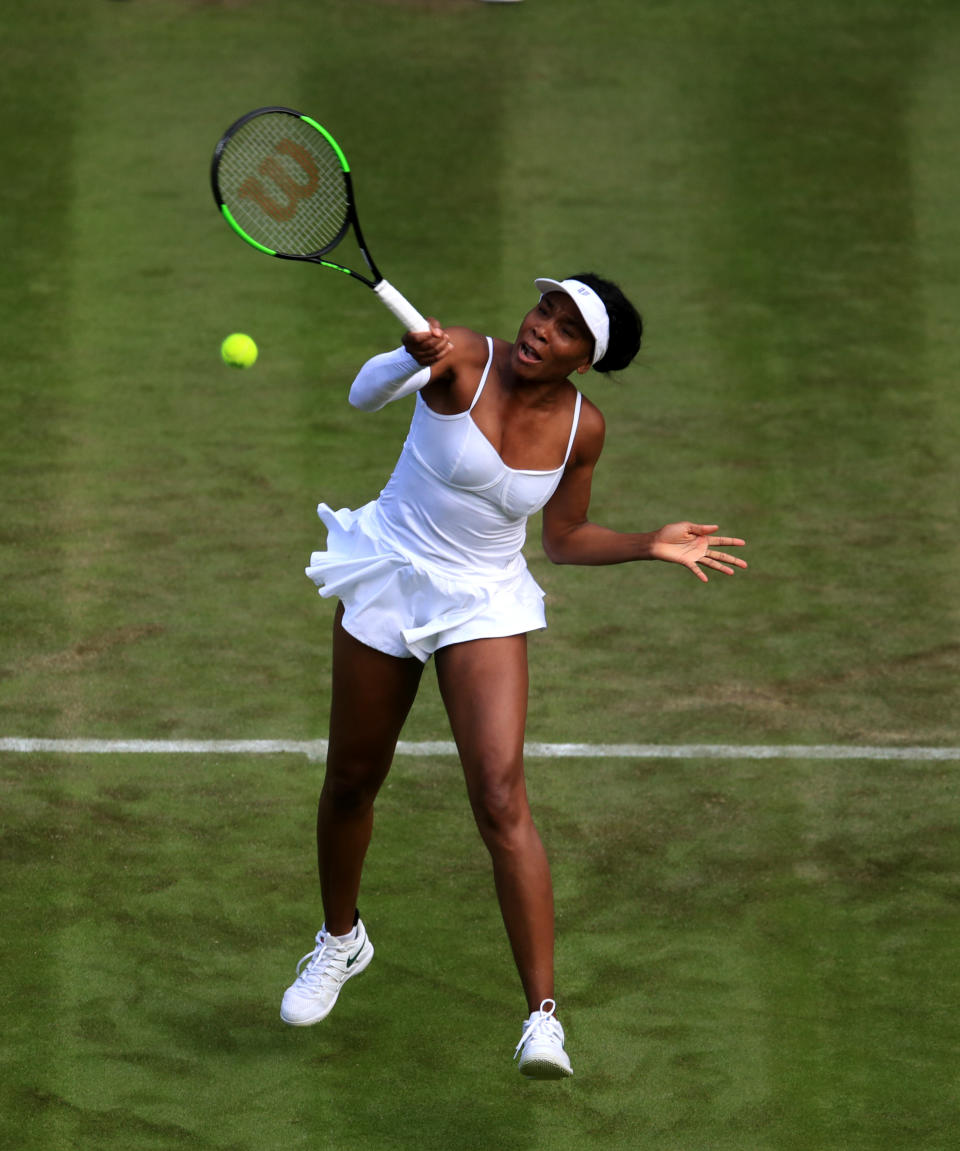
[280,919,374,1026]
[514,999,574,1079]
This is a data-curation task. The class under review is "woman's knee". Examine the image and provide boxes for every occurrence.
[468,766,532,846]
[321,755,390,815]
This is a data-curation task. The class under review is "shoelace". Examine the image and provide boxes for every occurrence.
[514,998,563,1059]
[294,931,340,988]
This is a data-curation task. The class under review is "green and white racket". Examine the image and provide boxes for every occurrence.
[211,106,429,331]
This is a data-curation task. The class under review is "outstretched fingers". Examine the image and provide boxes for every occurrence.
[654,523,748,581]
[705,536,748,576]
[689,536,748,581]
[704,547,748,572]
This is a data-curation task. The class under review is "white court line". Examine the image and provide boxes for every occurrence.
[0,738,958,761]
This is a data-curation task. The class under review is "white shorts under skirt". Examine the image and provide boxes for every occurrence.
[305,502,547,662]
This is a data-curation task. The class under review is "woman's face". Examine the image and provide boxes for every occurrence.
[512,292,594,380]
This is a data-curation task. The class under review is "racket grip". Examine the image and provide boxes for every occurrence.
[374,279,430,332]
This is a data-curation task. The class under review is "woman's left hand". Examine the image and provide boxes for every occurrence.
[651,523,748,582]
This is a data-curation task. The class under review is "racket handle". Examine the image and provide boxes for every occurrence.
[374,279,430,332]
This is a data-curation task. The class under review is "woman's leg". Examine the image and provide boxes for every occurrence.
[318,603,424,934]
[433,634,555,1012]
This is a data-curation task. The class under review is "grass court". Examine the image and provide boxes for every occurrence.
[2,1,959,1147]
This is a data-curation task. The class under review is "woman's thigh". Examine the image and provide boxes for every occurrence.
[326,603,425,790]
[434,634,530,824]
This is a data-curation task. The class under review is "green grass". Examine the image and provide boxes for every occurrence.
[3,749,958,1149]
[2,0,960,1147]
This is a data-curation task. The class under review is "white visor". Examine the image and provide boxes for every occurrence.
[534,277,610,366]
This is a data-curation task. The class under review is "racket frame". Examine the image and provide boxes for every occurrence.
[211,106,428,330]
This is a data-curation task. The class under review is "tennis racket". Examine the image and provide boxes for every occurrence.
[211,106,429,331]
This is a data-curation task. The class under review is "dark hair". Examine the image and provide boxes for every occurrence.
[568,273,643,373]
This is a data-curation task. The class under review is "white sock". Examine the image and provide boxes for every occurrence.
[322,922,357,944]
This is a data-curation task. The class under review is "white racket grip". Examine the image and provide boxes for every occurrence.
[374,279,430,332]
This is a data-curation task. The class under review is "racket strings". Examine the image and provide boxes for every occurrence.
[217,114,349,256]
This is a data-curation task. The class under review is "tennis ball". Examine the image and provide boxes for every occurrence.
[221,332,258,369]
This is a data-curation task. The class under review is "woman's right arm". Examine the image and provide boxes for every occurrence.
[348,322,484,411]
[348,345,433,411]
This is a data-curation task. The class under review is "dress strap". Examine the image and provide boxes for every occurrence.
[467,337,496,412]
[561,391,583,465]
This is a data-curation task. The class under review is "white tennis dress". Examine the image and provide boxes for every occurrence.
[306,338,583,661]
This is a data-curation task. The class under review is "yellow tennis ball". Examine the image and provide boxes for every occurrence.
[221,332,258,369]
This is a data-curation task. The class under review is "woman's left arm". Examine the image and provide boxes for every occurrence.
[541,405,747,582]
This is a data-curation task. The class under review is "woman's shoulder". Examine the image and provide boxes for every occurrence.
[578,392,605,428]
[446,327,492,362]
[423,327,489,383]
[570,393,606,463]
[419,327,492,406]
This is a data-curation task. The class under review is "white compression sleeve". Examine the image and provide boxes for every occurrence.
[348,347,431,412]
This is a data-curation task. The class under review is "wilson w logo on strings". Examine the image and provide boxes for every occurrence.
[239,138,319,222]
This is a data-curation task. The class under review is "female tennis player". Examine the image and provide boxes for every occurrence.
[280,275,747,1078]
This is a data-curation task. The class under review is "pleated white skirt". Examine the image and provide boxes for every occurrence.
[305,502,547,662]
